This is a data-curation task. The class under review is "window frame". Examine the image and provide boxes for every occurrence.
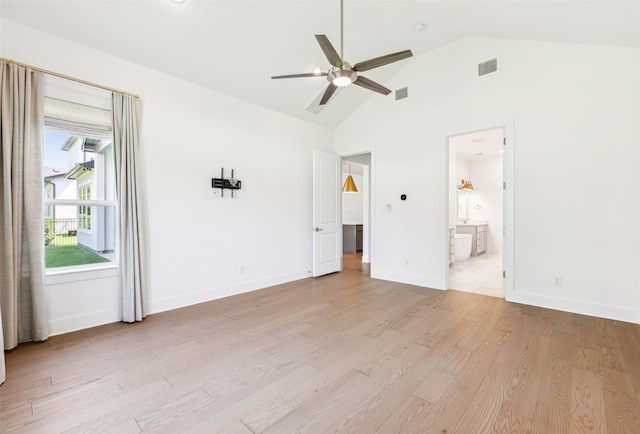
[43,133,119,273]
[77,183,92,231]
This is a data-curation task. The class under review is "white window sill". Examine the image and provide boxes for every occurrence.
[46,263,120,285]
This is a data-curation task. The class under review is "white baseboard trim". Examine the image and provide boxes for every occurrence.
[147,270,311,315]
[508,290,640,324]
[49,308,121,336]
[372,269,445,291]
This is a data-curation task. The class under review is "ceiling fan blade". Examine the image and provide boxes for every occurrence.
[315,35,343,67]
[271,72,328,79]
[319,84,339,105]
[353,76,391,95]
[353,50,413,72]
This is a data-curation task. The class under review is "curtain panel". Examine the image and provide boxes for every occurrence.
[0,61,48,384]
[112,93,146,323]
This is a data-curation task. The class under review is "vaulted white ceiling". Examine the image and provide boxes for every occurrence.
[2,1,639,129]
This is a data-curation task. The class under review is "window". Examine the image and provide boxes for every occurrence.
[43,81,116,270]
[44,132,116,269]
[78,184,92,231]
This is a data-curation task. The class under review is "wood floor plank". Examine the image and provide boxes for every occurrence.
[1,254,638,433]
[413,367,456,404]
[532,400,569,434]
[570,368,607,433]
[602,389,640,434]
[185,364,320,433]
[491,404,534,433]
[133,388,214,432]
[259,369,370,433]
[509,334,552,419]
[355,338,429,378]
[458,298,505,351]
[376,395,433,434]
[327,350,427,433]
[574,346,602,373]
[424,341,503,433]
[539,353,573,411]
[494,313,537,368]
[451,363,515,434]
[615,324,640,399]
[599,346,628,372]
[601,367,636,399]
[4,378,171,434]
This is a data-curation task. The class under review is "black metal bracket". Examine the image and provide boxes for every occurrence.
[211,178,241,190]
[212,168,241,197]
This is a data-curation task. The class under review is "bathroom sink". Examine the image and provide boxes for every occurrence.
[457,220,488,226]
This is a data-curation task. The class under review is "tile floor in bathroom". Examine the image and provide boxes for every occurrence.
[448,251,503,298]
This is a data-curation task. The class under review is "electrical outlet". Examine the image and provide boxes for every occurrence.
[553,276,563,286]
[240,265,245,274]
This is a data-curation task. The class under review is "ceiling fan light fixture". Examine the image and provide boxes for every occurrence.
[328,65,357,87]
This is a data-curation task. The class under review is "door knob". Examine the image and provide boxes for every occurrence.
[314,227,323,232]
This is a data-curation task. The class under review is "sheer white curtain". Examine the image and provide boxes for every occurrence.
[112,93,146,323]
[0,61,48,385]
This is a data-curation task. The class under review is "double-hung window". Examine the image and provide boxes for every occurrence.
[43,90,117,270]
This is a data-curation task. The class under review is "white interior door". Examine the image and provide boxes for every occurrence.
[312,150,342,277]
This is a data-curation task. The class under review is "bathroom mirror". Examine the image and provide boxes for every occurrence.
[457,190,469,222]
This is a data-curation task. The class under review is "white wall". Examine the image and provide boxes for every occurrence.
[1,18,333,334]
[335,37,640,323]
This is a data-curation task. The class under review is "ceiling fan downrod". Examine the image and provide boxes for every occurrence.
[340,0,344,62]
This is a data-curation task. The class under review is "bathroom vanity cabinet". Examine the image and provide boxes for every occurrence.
[343,224,363,253]
[456,223,488,256]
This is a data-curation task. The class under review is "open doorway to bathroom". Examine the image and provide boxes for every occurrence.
[448,127,504,297]
[341,153,371,275]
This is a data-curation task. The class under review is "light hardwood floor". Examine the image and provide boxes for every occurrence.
[2,254,639,433]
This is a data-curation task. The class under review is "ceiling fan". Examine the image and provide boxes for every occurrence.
[271,0,413,106]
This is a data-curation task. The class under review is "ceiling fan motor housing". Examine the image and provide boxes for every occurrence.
[327,63,357,87]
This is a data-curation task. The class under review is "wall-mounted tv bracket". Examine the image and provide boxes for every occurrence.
[212,168,241,197]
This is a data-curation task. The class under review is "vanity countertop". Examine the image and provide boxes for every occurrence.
[456,221,488,226]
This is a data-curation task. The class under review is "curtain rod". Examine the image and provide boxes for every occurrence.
[1,57,140,99]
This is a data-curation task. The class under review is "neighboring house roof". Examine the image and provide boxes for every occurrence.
[44,167,66,181]
[64,160,94,180]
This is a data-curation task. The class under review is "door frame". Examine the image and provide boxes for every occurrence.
[341,151,374,271]
[445,124,514,300]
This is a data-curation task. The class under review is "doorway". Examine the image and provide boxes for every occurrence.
[341,153,371,275]
[447,127,504,297]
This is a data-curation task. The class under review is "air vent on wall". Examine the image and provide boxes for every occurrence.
[395,87,408,100]
[478,58,497,76]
